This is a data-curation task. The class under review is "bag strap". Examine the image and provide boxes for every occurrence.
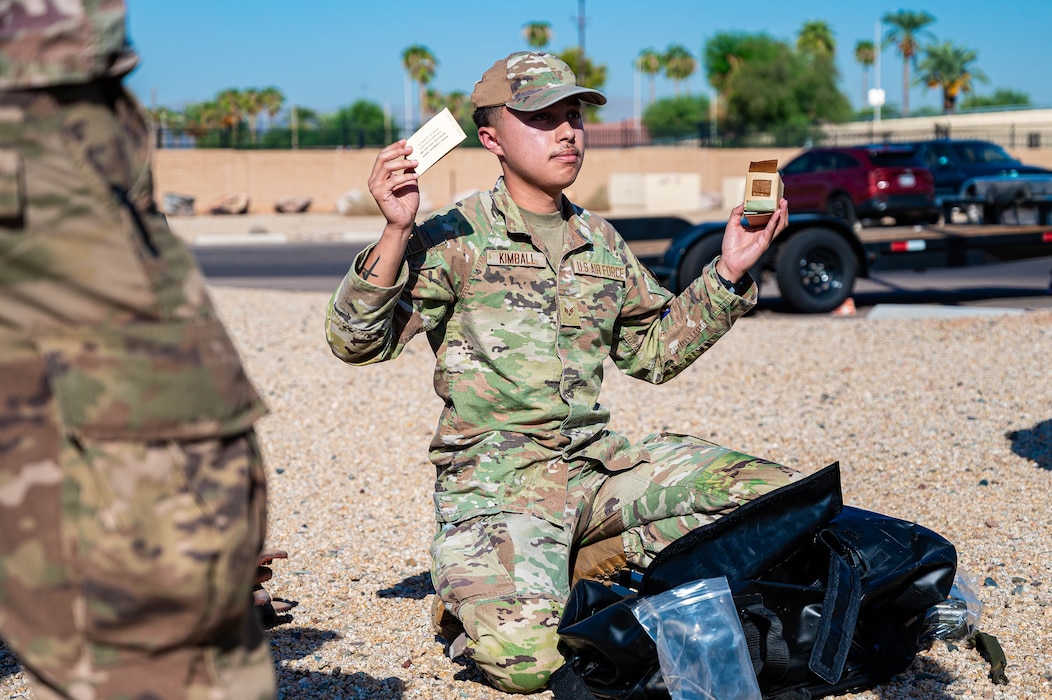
[548,662,600,700]
[739,601,792,685]
[808,532,862,684]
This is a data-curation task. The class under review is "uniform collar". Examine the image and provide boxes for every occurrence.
[490,177,591,252]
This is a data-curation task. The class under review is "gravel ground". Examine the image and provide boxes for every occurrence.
[2,287,1050,700]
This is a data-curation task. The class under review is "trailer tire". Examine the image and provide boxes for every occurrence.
[775,227,857,313]
[678,234,763,295]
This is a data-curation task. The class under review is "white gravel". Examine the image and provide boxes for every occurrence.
[2,287,1050,700]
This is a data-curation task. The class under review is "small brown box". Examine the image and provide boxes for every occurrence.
[743,160,783,226]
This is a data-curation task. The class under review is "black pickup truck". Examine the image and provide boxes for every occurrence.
[904,139,1052,199]
[610,212,1052,314]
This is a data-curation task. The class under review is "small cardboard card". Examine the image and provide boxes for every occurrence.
[405,108,467,176]
[743,160,783,225]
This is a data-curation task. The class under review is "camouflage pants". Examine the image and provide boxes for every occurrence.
[0,342,275,700]
[430,432,800,693]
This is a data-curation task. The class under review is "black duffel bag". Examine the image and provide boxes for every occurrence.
[555,463,958,700]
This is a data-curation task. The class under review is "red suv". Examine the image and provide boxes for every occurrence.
[780,145,939,227]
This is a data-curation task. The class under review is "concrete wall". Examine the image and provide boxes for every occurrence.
[153,142,1052,218]
[153,146,802,218]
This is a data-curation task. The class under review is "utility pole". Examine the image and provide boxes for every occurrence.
[576,0,586,66]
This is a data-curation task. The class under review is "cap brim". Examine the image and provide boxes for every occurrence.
[507,85,607,112]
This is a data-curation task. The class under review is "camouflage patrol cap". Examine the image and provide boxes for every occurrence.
[471,51,607,112]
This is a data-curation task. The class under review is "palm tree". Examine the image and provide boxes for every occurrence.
[854,40,876,108]
[444,90,469,124]
[522,21,552,50]
[636,48,662,105]
[214,88,245,144]
[401,44,438,129]
[424,88,446,121]
[915,41,987,113]
[182,100,222,139]
[882,10,936,117]
[797,20,835,61]
[260,86,285,128]
[557,48,607,122]
[240,88,264,144]
[663,44,696,96]
[148,105,182,130]
[704,32,753,95]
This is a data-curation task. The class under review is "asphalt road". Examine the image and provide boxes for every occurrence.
[191,242,1052,316]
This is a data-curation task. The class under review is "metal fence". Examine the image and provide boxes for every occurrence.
[817,124,1052,151]
[154,120,1052,152]
[155,126,410,150]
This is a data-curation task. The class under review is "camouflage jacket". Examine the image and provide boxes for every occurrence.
[0,77,265,445]
[0,0,137,90]
[326,178,756,525]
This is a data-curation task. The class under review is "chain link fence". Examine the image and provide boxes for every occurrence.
[154,120,1052,152]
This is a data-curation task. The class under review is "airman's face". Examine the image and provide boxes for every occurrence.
[479,98,585,209]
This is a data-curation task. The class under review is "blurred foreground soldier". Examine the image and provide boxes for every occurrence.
[326,51,799,693]
[0,2,278,697]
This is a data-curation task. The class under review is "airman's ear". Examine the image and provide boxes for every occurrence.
[478,126,503,156]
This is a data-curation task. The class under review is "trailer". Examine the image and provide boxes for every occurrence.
[610,213,1052,314]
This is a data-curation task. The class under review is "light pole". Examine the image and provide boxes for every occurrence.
[868,20,884,126]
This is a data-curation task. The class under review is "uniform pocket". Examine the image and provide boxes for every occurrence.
[430,517,518,625]
[68,432,266,652]
[37,318,267,442]
[0,148,23,225]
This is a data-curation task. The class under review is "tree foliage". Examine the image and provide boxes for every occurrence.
[854,40,876,107]
[402,44,438,128]
[522,21,552,49]
[882,10,936,116]
[915,41,988,113]
[704,31,778,94]
[706,29,851,136]
[636,48,663,105]
[662,44,696,96]
[797,20,835,61]
[960,88,1030,110]
[557,47,607,122]
[642,94,710,140]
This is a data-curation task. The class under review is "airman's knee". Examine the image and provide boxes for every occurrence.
[464,596,564,693]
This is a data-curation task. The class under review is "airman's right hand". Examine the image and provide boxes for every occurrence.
[368,139,420,231]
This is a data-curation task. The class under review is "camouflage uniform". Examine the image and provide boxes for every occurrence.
[0,2,275,698]
[326,178,799,693]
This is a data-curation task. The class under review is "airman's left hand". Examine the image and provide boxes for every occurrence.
[717,198,789,282]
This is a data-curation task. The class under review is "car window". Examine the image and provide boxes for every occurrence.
[925,142,952,167]
[953,142,1014,164]
[783,154,815,175]
[833,153,861,169]
[869,150,919,167]
[812,153,841,172]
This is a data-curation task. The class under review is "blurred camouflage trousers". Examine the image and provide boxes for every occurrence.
[430,432,800,693]
[0,80,274,699]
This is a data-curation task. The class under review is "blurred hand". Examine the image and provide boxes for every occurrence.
[368,139,420,230]
[717,199,789,282]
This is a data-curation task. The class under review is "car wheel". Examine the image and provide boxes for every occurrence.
[825,193,858,228]
[775,227,857,313]
[678,233,763,296]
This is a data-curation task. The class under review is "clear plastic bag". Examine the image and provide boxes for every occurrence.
[920,570,983,643]
[632,576,761,700]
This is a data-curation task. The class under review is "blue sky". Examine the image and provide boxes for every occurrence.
[126,1,1049,127]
